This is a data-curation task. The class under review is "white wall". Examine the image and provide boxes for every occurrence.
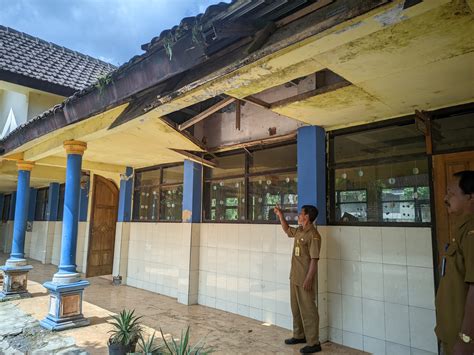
[0,221,14,254]
[126,223,185,298]
[50,222,89,273]
[197,223,328,341]
[26,221,53,263]
[0,89,28,129]
[326,226,437,355]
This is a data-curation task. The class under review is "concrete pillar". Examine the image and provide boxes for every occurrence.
[297,126,326,225]
[0,160,34,300]
[112,167,133,283]
[41,140,90,331]
[178,160,202,305]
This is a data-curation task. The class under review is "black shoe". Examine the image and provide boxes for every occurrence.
[300,343,322,353]
[284,337,306,345]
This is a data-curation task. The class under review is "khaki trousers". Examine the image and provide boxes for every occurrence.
[290,282,320,345]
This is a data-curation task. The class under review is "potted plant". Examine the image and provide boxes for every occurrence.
[137,331,164,355]
[160,326,213,355]
[108,309,142,355]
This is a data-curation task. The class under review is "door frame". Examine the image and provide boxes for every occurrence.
[86,174,119,277]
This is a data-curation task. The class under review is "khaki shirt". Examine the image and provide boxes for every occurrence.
[286,224,321,286]
[435,213,474,346]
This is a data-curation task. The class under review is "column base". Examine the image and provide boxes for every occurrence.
[0,264,33,301]
[40,280,90,331]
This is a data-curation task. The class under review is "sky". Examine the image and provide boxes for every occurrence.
[0,0,229,66]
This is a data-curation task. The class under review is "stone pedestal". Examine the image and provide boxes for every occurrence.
[40,280,90,331]
[0,263,33,300]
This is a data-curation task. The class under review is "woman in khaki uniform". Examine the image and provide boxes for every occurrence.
[435,170,474,355]
[274,204,322,354]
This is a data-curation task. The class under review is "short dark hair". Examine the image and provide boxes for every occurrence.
[302,205,319,223]
[454,170,474,195]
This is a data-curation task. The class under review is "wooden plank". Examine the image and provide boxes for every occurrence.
[270,81,351,108]
[208,131,297,153]
[246,22,277,54]
[170,149,217,168]
[276,0,334,27]
[240,95,271,109]
[178,97,236,131]
[415,110,432,155]
[236,100,241,131]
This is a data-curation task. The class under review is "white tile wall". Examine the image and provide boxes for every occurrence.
[0,221,14,253]
[198,223,328,341]
[326,226,436,354]
[27,221,51,263]
[126,223,183,299]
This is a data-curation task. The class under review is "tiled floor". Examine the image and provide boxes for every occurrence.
[1,253,366,354]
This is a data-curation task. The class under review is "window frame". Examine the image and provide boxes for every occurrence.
[328,116,432,227]
[132,163,184,222]
[56,183,66,221]
[203,141,297,224]
[1,194,12,222]
[34,187,49,221]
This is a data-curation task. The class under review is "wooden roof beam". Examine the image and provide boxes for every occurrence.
[178,97,236,131]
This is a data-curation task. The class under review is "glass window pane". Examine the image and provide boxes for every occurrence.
[206,154,245,179]
[333,123,425,163]
[432,111,474,152]
[136,169,161,188]
[2,195,11,222]
[204,178,245,221]
[35,188,49,221]
[57,184,65,221]
[249,173,298,222]
[133,187,159,221]
[333,158,430,223]
[249,144,297,174]
[162,165,184,184]
[160,186,183,221]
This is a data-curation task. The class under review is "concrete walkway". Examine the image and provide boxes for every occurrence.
[0,254,365,354]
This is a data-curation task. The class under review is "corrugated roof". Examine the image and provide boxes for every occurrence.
[0,25,115,91]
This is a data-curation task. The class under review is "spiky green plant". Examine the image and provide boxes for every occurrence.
[108,309,143,346]
[159,326,213,355]
[138,331,164,355]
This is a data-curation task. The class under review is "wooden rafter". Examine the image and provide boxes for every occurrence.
[178,97,236,131]
[170,149,217,168]
[239,95,271,109]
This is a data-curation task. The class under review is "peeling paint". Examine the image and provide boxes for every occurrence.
[374,3,407,26]
[182,209,192,222]
[334,21,364,34]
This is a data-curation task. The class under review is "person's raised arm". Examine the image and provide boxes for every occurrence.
[274,205,290,234]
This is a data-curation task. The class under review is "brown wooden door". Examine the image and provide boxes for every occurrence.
[433,151,474,257]
[87,175,119,277]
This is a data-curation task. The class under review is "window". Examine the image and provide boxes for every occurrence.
[203,143,297,223]
[132,164,183,221]
[35,187,49,221]
[57,184,65,221]
[432,109,474,153]
[1,194,11,222]
[329,119,431,225]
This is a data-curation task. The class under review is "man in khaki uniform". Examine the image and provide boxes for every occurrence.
[435,170,474,355]
[275,204,321,354]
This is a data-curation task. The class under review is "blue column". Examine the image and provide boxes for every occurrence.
[46,183,60,221]
[10,163,34,260]
[79,177,89,222]
[0,194,4,220]
[297,126,326,225]
[28,188,37,222]
[41,141,89,330]
[182,160,202,223]
[57,155,83,275]
[118,167,133,222]
[0,162,35,300]
[8,192,16,220]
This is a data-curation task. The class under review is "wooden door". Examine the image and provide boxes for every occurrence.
[87,175,119,277]
[433,151,474,256]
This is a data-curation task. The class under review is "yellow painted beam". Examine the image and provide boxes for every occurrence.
[36,156,126,174]
[0,160,65,182]
[22,104,128,161]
